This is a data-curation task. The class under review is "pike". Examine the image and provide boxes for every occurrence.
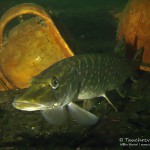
[11,35,138,126]
[12,50,136,125]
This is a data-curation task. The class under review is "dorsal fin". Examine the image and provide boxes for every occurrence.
[114,36,126,57]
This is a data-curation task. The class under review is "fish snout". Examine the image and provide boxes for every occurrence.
[12,97,48,111]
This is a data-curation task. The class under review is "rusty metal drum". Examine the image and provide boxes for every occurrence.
[0,3,74,90]
[117,0,150,71]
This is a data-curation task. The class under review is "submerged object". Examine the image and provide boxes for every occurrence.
[117,0,150,72]
[13,53,134,125]
[0,3,74,90]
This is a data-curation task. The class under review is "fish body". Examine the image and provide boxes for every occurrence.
[12,53,134,125]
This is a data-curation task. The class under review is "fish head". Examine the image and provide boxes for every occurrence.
[12,61,79,111]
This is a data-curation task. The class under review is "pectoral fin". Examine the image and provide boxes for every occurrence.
[42,106,67,124]
[68,102,99,125]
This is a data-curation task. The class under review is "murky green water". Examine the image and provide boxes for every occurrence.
[0,0,150,149]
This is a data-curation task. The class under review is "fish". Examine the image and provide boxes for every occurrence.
[12,53,134,125]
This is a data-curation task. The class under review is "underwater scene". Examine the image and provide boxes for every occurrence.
[0,0,150,149]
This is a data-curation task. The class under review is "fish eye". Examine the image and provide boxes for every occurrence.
[50,76,59,89]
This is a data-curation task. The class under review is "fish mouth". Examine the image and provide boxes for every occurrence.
[12,100,48,111]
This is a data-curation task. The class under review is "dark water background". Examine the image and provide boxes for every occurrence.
[0,0,150,149]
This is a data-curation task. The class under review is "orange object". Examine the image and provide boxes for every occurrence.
[117,0,150,71]
[0,3,74,90]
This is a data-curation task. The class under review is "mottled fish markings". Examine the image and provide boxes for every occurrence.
[12,53,134,125]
